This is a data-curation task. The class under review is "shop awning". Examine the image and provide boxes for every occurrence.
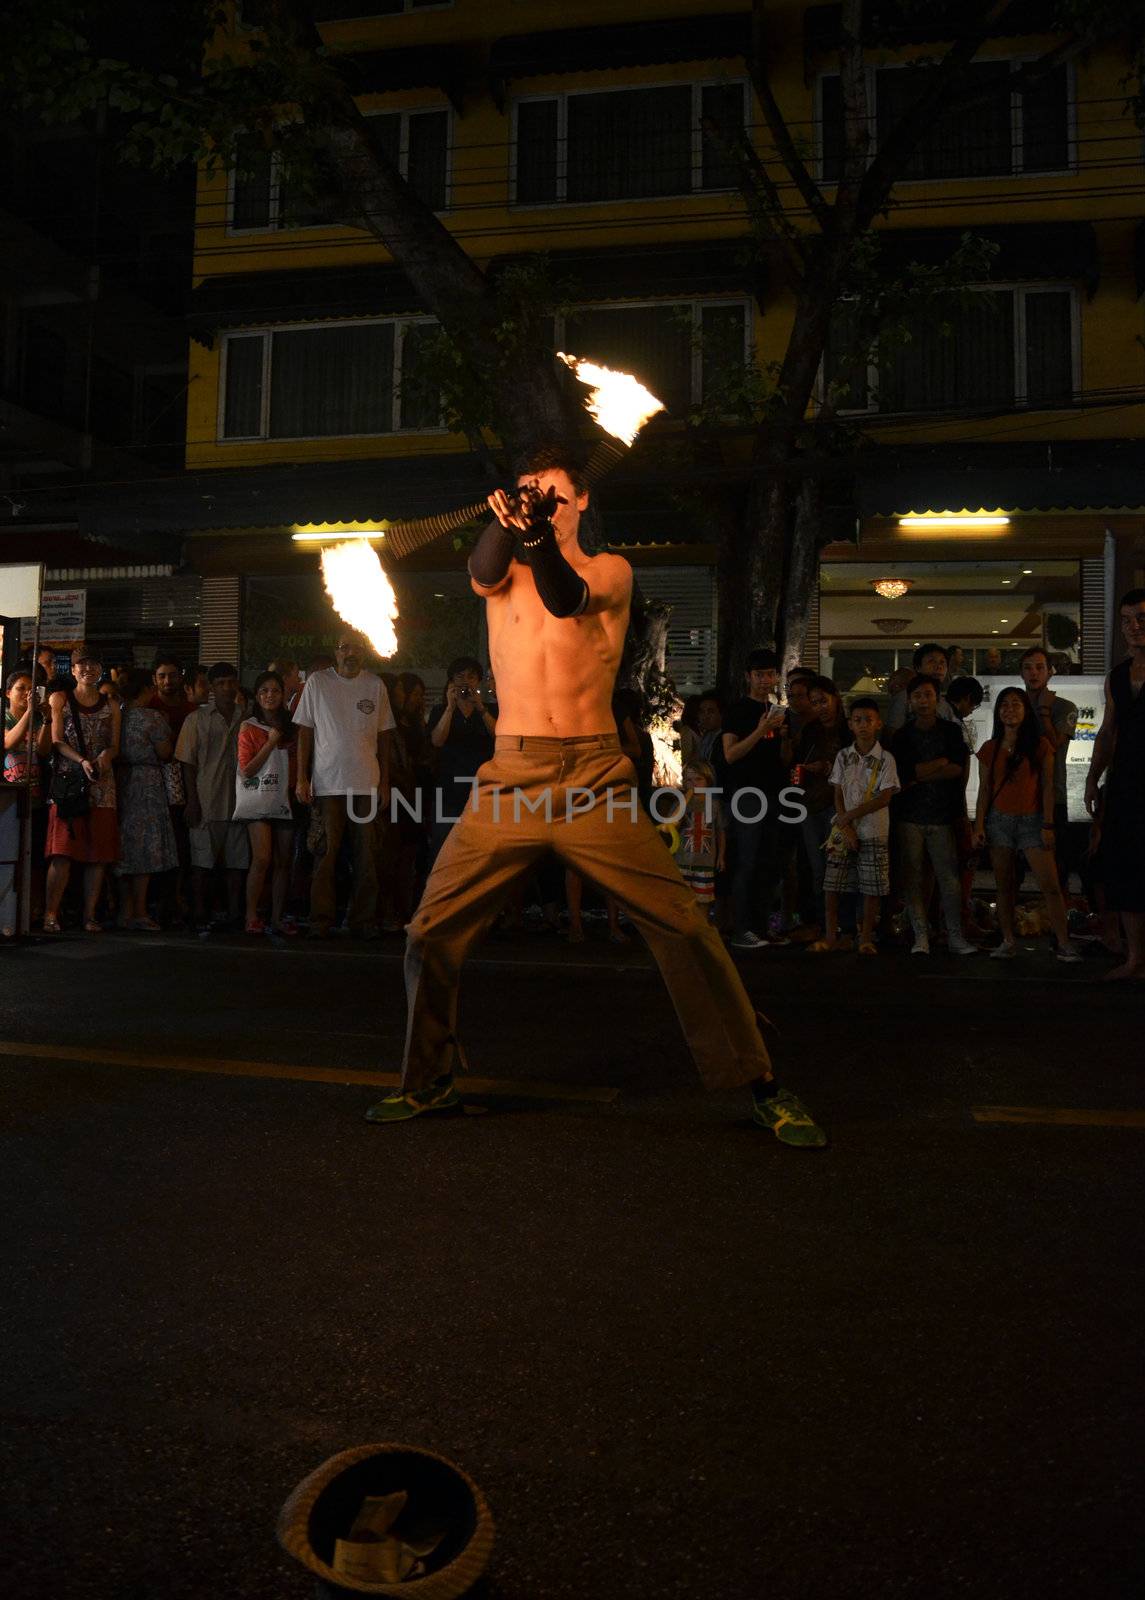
[490,238,763,301]
[189,265,425,347]
[857,440,1145,517]
[805,0,1046,51]
[488,14,751,85]
[337,45,469,109]
[873,223,1100,297]
[78,455,494,541]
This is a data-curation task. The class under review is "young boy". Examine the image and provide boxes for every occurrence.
[812,698,900,955]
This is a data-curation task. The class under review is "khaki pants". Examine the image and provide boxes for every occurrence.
[401,734,772,1092]
[311,794,378,933]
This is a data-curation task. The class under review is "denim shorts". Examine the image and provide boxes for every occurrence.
[985,810,1045,852]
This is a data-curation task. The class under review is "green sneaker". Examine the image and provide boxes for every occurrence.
[751,1085,827,1148]
[365,1076,461,1124]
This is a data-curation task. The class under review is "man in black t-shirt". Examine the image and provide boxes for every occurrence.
[890,675,976,957]
[721,648,788,950]
[427,656,497,860]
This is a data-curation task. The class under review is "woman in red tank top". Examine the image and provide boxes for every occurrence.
[973,687,1079,962]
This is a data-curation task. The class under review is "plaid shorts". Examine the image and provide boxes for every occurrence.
[823,839,890,897]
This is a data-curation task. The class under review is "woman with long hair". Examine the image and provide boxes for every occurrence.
[384,672,432,926]
[237,671,296,935]
[44,646,121,934]
[113,668,177,930]
[798,676,849,946]
[973,686,1080,961]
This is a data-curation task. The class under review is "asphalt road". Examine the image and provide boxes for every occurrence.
[1,928,1142,1600]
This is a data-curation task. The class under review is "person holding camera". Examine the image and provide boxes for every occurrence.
[426,657,497,862]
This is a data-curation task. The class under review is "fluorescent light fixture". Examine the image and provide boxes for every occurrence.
[1022,568,1033,574]
[291,522,390,544]
[1002,578,1011,584]
[897,512,1011,537]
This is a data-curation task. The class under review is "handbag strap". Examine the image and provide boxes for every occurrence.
[66,693,88,762]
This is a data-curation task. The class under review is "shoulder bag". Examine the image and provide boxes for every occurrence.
[50,695,91,821]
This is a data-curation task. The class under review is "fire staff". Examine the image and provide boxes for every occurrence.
[366,445,825,1147]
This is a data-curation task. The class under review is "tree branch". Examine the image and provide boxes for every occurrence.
[748,0,832,232]
[856,0,1091,228]
[267,0,496,344]
[701,114,806,294]
[832,0,872,233]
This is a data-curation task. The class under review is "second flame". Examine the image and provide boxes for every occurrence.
[320,540,399,659]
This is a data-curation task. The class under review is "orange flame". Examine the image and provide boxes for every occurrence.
[320,539,399,659]
[556,353,665,446]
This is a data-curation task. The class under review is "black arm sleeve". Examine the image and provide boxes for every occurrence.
[467,517,516,588]
[521,520,589,618]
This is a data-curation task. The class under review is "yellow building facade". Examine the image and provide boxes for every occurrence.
[181,0,1145,689]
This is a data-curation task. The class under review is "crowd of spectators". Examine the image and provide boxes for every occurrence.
[674,608,1144,973]
[3,594,1142,977]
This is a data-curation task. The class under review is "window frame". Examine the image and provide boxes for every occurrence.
[813,57,1077,185]
[554,296,752,407]
[224,106,452,235]
[509,77,750,208]
[821,282,1079,417]
[217,315,448,442]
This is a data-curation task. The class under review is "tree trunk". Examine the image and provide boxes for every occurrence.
[779,472,823,675]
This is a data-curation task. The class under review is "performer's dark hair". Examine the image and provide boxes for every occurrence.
[517,445,588,493]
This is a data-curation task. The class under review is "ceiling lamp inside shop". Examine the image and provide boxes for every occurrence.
[872,616,913,634]
[871,577,913,600]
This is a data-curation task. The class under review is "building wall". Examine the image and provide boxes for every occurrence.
[184,3,1145,676]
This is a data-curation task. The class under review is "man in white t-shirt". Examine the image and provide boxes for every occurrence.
[293,630,394,938]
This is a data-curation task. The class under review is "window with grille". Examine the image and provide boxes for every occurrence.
[819,61,1071,182]
[558,300,749,413]
[228,109,450,231]
[513,81,748,205]
[824,287,1075,415]
[631,567,718,693]
[220,319,443,440]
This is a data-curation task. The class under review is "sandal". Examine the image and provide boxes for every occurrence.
[83,920,104,934]
[128,917,162,932]
[41,917,62,935]
[808,938,840,953]
[858,941,879,956]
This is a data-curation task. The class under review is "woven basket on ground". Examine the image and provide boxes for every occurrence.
[277,1442,494,1599]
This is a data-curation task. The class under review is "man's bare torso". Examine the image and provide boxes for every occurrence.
[477,551,632,737]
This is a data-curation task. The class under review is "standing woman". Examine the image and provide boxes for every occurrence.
[796,676,849,942]
[114,669,178,930]
[237,671,295,935]
[973,686,1080,962]
[43,647,121,933]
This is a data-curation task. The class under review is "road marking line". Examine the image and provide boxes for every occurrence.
[0,1041,619,1104]
[973,1105,1145,1128]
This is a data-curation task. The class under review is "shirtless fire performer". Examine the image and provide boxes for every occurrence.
[366,446,825,1146]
